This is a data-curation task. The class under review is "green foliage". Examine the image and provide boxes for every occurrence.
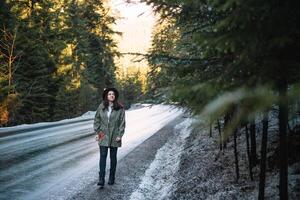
[145,0,300,117]
[117,70,144,109]
[145,2,299,195]
[0,0,119,126]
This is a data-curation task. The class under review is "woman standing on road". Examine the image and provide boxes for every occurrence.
[94,87,126,188]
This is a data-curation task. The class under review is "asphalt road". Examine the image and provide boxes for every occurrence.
[69,115,185,200]
[0,108,184,200]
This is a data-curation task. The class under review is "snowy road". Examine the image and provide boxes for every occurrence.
[0,104,183,200]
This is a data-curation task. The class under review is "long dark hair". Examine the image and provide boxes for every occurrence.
[102,93,123,110]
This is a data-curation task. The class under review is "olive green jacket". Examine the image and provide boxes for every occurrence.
[93,102,126,147]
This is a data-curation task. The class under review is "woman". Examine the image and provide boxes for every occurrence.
[93,87,126,188]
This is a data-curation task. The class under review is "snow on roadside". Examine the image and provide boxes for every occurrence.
[129,118,193,200]
[0,111,95,134]
[0,104,174,134]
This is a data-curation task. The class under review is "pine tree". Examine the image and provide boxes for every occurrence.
[143,0,300,198]
[0,0,119,124]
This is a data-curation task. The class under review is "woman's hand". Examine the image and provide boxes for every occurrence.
[95,135,99,141]
[115,136,121,142]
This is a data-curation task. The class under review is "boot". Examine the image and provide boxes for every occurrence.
[108,168,115,185]
[108,175,115,185]
[97,172,105,187]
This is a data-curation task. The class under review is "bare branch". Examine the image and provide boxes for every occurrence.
[21,80,37,101]
[121,52,203,62]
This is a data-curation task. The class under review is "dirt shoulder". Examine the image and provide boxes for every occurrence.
[169,122,300,200]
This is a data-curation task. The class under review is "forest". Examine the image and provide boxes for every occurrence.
[143,0,300,199]
[0,0,144,126]
[1,0,300,199]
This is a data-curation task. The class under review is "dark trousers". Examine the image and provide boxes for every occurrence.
[99,146,118,179]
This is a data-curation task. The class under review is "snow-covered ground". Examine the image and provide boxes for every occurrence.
[0,104,183,200]
[129,118,193,200]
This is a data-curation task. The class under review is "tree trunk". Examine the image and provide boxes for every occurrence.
[250,119,257,166]
[209,116,212,137]
[223,114,230,149]
[258,112,269,200]
[245,124,254,180]
[233,128,239,182]
[217,119,222,150]
[278,80,288,200]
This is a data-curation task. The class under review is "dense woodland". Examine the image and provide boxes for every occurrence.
[0,0,122,125]
[1,0,300,199]
[142,0,300,199]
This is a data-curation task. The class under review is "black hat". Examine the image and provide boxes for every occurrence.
[102,87,119,100]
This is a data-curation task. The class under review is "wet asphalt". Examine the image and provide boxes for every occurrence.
[69,114,185,200]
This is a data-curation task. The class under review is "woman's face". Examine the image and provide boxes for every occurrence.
[107,91,115,102]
